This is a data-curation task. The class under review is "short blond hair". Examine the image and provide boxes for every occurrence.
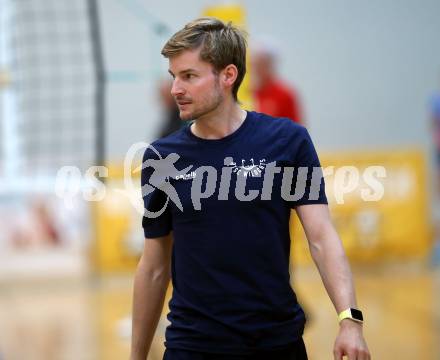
[161,17,247,101]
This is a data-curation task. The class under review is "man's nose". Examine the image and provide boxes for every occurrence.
[171,78,185,97]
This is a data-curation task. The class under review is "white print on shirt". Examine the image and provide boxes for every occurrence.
[226,158,267,177]
[175,171,197,180]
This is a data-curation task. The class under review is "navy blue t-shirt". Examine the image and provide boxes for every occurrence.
[141,111,327,355]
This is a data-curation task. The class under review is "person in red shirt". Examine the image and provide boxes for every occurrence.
[251,39,304,124]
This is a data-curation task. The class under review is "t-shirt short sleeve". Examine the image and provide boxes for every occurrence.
[141,147,172,238]
[286,126,328,208]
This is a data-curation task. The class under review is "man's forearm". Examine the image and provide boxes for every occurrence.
[308,223,357,314]
[130,256,170,360]
[297,201,370,358]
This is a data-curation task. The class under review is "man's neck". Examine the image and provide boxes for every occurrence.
[191,101,247,140]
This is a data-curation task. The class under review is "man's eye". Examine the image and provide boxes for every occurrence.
[186,74,195,79]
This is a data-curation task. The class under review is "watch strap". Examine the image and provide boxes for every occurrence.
[338,308,363,324]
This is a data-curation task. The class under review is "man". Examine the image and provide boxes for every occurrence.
[131,17,370,360]
[251,38,303,124]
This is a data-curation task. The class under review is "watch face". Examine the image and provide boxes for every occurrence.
[351,308,363,321]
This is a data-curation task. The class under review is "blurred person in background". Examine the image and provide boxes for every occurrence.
[131,17,370,360]
[430,88,440,265]
[8,197,61,249]
[252,36,311,325]
[251,37,304,124]
[431,90,440,192]
[157,78,184,138]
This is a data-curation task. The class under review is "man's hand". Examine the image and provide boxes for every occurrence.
[334,320,371,360]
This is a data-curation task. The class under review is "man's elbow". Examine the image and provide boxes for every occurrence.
[307,217,331,244]
[137,255,171,284]
[306,219,339,255]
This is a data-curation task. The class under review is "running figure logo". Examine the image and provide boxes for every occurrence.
[141,152,192,214]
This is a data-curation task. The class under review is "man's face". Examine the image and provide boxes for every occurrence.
[168,48,224,121]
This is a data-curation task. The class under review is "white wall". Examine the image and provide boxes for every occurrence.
[99,0,440,161]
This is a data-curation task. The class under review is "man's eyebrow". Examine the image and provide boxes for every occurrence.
[168,68,198,76]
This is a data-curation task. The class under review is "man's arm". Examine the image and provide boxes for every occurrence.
[130,233,173,360]
[295,204,370,360]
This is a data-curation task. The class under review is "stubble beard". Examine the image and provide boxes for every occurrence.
[179,80,223,121]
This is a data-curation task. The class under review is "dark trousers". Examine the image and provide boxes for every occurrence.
[163,338,308,360]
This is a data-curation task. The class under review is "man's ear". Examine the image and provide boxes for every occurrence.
[220,64,238,89]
